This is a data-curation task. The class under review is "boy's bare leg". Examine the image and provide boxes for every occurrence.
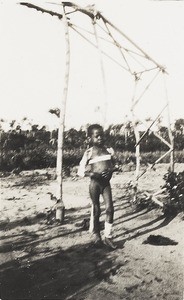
[102,184,114,225]
[102,184,117,249]
[89,180,101,242]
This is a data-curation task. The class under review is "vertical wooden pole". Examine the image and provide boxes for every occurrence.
[93,14,107,127]
[134,130,141,179]
[131,79,140,201]
[163,73,174,172]
[56,3,70,222]
[133,123,140,202]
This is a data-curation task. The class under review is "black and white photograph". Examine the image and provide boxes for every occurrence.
[0,0,184,299]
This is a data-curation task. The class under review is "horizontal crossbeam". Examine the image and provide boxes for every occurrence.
[135,104,168,146]
[136,148,172,180]
[70,24,130,71]
[144,191,164,208]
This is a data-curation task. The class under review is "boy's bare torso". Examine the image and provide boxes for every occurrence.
[89,146,113,174]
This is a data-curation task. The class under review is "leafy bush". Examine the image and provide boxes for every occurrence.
[0,119,184,172]
[174,151,184,163]
[114,150,184,166]
[0,151,18,171]
[163,171,184,213]
[0,148,183,173]
[23,149,56,170]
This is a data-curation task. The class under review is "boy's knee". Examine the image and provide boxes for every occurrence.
[95,205,101,217]
[106,205,114,216]
[93,204,101,217]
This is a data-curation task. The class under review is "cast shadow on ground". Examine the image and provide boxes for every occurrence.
[0,197,132,299]
[114,207,152,226]
[0,240,123,300]
[0,196,178,299]
[115,212,177,248]
[0,205,92,231]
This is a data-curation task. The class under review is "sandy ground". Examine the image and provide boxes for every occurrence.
[0,164,184,300]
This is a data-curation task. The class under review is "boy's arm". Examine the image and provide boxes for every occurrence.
[107,147,118,172]
[101,147,119,179]
[78,150,104,179]
[78,161,101,179]
[78,148,94,178]
[77,151,88,177]
[109,147,120,172]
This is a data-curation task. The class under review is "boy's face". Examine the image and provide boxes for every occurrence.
[91,128,104,146]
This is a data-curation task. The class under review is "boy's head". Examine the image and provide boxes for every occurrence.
[87,124,104,146]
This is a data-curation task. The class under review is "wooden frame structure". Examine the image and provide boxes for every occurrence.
[19,1,174,217]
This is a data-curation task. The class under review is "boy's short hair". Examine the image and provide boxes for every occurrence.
[87,124,103,137]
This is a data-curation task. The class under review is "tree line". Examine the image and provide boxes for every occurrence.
[0,118,183,172]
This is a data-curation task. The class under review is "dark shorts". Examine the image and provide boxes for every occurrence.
[90,178,110,194]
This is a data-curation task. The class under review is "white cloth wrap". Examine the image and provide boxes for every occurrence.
[104,221,113,238]
[77,147,114,177]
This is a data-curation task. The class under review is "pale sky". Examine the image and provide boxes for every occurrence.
[1,0,184,130]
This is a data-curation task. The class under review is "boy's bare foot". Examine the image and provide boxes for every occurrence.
[104,237,117,250]
[90,233,102,247]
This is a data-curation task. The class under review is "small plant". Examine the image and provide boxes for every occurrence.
[124,181,156,210]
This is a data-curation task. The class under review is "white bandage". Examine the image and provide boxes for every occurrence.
[104,221,113,238]
[89,204,94,233]
[88,154,111,165]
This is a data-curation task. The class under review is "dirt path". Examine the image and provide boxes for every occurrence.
[0,165,184,299]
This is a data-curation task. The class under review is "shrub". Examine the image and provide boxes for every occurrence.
[163,171,184,213]
[23,149,56,170]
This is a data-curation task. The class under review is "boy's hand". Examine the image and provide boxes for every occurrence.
[102,170,112,181]
[90,171,113,181]
[90,172,102,180]
[112,165,120,172]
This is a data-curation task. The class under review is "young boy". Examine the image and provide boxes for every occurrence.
[78,124,117,249]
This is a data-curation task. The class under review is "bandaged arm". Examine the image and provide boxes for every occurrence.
[78,147,115,178]
[77,150,89,177]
